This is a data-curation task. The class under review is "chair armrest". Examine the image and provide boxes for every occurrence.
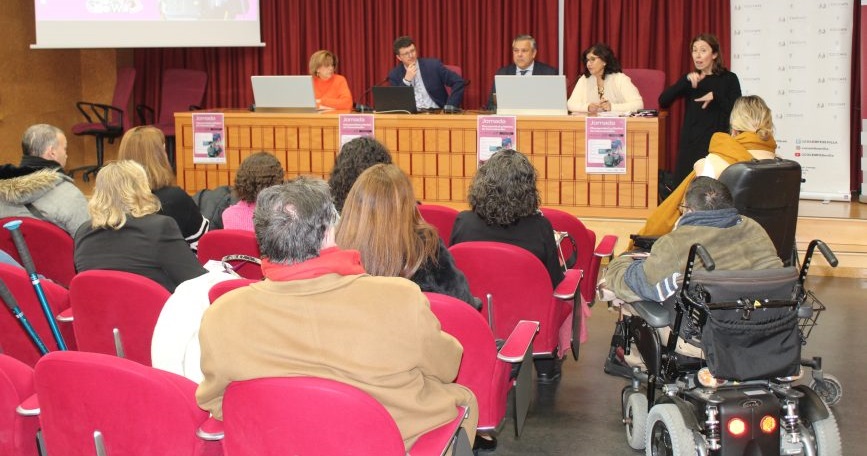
[77,101,123,128]
[594,234,618,259]
[497,320,540,363]
[136,104,155,125]
[196,416,224,441]
[56,307,74,322]
[410,405,470,455]
[553,268,582,300]
[16,393,39,416]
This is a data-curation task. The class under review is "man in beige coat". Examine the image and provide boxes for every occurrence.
[196,176,477,449]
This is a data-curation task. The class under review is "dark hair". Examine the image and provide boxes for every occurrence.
[581,43,623,78]
[233,152,284,203]
[328,137,393,212]
[393,36,415,55]
[691,33,727,75]
[468,149,540,226]
[253,176,339,265]
[684,176,734,211]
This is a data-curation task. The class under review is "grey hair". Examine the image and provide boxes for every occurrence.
[21,124,63,157]
[253,176,339,265]
[684,176,734,211]
[513,34,537,50]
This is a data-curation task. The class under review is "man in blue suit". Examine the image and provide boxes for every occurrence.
[388,36,465,112]
[487,34,559,110]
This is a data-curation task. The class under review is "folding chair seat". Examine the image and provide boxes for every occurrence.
[196,229,263,280]
[0,217,75,288]
[417,204,459,247]
[0,354,39,456]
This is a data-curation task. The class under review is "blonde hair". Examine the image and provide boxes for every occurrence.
[88,161,161,230]
[309,50,338,76]
[117,126,175,190]
[336,164,438,278]
[729,95,775,141]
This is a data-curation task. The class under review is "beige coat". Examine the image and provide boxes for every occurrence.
[196,273,477,448]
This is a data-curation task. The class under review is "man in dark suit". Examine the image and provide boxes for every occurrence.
[487,34,559,110]
[388,36,465,111]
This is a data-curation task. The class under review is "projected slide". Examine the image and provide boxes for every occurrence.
[33,0,263,48]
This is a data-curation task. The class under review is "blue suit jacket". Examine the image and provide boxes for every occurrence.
[388,58,465,108]
[487,61,558,110]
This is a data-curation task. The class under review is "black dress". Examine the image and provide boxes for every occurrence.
[659,71,741,185]
[153,186,210,246]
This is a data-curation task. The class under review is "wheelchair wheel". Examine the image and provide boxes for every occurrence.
[809,373,843,407]
[801,407,842,456]
[624,392,648,450]
[645,404,698,456]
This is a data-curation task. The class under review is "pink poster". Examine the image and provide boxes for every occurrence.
[192,113,226,164]
[585,117,627,174]
[338,114,375,148]
[476,115,516,164]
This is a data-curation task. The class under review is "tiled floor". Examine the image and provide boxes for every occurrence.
[492,275,865,455]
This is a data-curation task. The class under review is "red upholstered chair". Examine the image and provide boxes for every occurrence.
[426,292,538,436]
[137,68,208,169]
[207,278,257,304]
[34,351,222,456]
[68,270,170,365]
[197,229,263,280]
[622,68,665,110]
[449,241,582,362]
[0,354,39,456]
[222,376,471,456]
[69,66,136,182]
[0,217,75,288]
[0,264,74,367]
[417,204,459,247]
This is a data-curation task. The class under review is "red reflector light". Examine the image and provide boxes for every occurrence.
[727,418,747,436]
[760,415,777,434]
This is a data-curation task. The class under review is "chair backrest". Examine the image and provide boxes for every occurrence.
[449,241,561,354]
[540,207,597,302]
[0,217,75,288]
[0,354,39,456]
[222,376,407,456]
[156,68,208,129]
[0,264,72,367]
[718,159,802,266]
[69,270,170,365]
[196,229,263,280]
[34,351,211,456]
[208,278,257,304]
[113,67,137,131]
[622,68,665,110]
[417,204,459,247]
[425,292,508,430]
[444,64,463,97]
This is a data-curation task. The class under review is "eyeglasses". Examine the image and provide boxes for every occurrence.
[398,47,416,58]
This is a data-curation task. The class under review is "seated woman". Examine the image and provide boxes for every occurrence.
[336,164,474,306]
[119,126,210,248]
[567,43,643,114]
[74,161,206,293]
[221,151,284,231]
[328,136,392,212]
[310,49,353,111]
[632,94,777,244]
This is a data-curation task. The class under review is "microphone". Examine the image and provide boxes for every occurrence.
[355,77,389,113]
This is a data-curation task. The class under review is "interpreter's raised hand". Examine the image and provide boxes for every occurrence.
[687,72,705,88]
[694,91,713,109]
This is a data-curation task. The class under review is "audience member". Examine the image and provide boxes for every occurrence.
[0,124,89,235]
[659,33,742,186]
[567,43,643,114]
[487,34,558,110]
[309,49,353,111]
[196,176,478,449]
[388,36,465,111]
[221,151,284,231]
[118,126,210,248]
[336,164,475,305]
[74,161,206,293]
[328,136,392,212]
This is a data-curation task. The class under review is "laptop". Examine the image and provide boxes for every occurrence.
[251,75,319,113]
[372,86,418,114]
[495,75,568,116]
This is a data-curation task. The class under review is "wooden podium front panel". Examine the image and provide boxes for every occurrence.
[175,112,663,219]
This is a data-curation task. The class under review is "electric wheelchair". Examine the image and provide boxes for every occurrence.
[608,240,841,455]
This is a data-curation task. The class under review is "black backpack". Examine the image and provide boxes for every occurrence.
[193,185,236,230]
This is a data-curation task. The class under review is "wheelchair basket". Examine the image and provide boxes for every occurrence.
[797,290,826,343]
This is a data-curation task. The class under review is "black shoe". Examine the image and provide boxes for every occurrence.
[536,370,562,384]
[534,357,563,384]
[473,434,498,452]
[603,346,632,379]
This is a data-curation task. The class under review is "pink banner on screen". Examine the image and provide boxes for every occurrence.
[35,0,258,21]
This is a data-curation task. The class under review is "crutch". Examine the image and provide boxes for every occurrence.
[3,220,67,350]
[0,277,49,355]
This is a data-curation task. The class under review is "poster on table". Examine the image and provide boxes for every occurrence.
[338,114,375,148]
[477,115,516,164]
[192,113,226,164]
[731,0,853,201]
[585,117,627,174]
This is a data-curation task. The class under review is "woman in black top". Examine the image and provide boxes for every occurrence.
[659,33,742,186]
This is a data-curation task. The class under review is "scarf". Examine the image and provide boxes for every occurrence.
[261,247,365,281]
[678,208,740,228]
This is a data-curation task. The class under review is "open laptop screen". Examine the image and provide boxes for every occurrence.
[495,75,568,116]
[372,86,418,114]
[251,75,318,113]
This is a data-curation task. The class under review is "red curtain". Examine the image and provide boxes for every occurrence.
[134,0,732,172]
